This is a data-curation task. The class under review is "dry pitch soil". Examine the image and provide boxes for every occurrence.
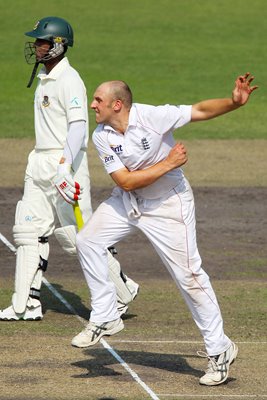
[1,185,266,283]
[0,138,266,287]
[0,140,266,399]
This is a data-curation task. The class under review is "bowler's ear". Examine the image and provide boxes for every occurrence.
[113,99,123,111]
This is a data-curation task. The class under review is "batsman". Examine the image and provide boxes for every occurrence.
[0,16,139,321]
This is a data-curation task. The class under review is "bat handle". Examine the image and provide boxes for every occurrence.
[72,201,84,231]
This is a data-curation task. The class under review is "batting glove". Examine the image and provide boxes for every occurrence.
[54,163,83,205]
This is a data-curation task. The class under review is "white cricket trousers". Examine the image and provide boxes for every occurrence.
[76,180,231,356]
[21,148,92,236]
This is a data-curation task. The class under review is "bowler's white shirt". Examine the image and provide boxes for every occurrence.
[93,103,192,199]
[34,57,88,149]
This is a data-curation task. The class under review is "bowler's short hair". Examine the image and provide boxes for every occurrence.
[109,80,133,109]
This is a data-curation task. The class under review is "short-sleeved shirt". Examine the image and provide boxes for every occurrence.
[34,57,89,150]
[92,103,192,199]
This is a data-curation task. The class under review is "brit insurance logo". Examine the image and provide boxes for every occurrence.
[102,154,115,166]
[110,144,123,155]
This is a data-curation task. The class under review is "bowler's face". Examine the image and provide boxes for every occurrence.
[90,84,114,124]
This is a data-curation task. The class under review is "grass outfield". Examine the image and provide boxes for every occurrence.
[0,0,266,139]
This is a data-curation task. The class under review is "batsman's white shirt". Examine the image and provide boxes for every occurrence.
[21,57,92,236]
[35,57,88,150]
[93,103,191,199]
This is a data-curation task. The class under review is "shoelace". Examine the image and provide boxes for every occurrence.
[82,321,105,333]
[197,350,219,373]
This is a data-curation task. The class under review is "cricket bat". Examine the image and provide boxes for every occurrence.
[72,201,84,231]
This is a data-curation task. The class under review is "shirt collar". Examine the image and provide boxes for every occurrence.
[102,104,137,133]
[128,104,137,127]
[37,57,70,81]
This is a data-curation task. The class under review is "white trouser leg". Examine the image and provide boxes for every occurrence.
[76,184,230,355]
[76,197,136,323]
[138,183,230,356]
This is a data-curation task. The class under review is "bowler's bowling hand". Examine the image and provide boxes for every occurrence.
[232,72,258,106]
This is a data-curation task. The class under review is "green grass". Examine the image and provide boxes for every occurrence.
[0,0,266,139]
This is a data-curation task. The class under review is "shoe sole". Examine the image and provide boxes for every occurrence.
[72,321,124,348]
[0,316,42,321]
[200,342,238,386]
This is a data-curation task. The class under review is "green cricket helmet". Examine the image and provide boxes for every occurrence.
[24,16,74,64]
[24,16,74,87]
[25,16,74,47]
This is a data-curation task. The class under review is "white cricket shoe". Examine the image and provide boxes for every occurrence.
[124,275,139,300]
[71,318,124,348]
[0,304,43,321]
[116,277,139,316]
[199,342,238,386]
[117,302,128,317]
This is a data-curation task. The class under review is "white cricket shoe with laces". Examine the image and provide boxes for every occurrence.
[0,303,43,321]
[199,341,238,386]
[71,318,124,348]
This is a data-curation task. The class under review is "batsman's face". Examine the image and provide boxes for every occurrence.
[90,84,115,124]
[34,39,51,62]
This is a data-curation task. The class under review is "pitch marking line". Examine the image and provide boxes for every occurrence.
[109,340,267,345]
[0,232,160,400]
[157,395,267,398]
[0,233,16,252]
[1,234,266,400]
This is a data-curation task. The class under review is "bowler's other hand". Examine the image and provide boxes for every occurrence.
[54,163,83,205]
[166,142,188,170]
[232,72,258,106]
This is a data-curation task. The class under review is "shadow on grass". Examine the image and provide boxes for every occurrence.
[71,348,202,379]
[41,282,91,320]
[41,283,137,321]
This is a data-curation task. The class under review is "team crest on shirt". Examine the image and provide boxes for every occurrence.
[141,137,150,150]
[42,96,50,107]
[110,144,123,154]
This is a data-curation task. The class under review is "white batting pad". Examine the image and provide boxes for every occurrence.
[54,225,77,255]
[12,224,40,314]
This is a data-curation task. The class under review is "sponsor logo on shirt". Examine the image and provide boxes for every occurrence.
[70,97,81,108]
[141,137,150,150]
[102,154,115,165]
[42,96,50,107]
[110,144,123,154]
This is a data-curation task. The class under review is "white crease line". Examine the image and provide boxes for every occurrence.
[157,395,267,398]
[0,233,17,253]
[0,232,160,400]
[101,339,160,400]
[109,340,267,345]
[42,277,86,325]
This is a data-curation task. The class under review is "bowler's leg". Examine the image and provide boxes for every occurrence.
[72,195,136,347]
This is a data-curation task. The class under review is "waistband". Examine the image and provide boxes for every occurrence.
[113,180,187,220]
